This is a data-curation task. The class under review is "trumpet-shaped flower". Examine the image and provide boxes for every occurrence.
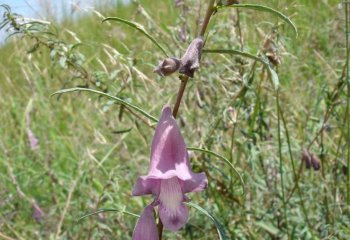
[132,106,208,239]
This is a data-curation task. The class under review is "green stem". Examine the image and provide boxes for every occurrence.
[345,0,350,207]
[279,104,314,238]
[276,90,289,237]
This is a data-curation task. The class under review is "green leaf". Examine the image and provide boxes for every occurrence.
[267,66,280,90]
[51,88,158,123]
[102,17,168,56]
[203,49,264,63]
[217,4,298,37]
[187,147,245,195]
[186,202,229,240]
[112,127,133,134]
[77,208,139,222]
[255,221,280,236]
[203,49,280,90]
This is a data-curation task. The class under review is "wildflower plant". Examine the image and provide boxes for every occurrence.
[0,0,298,238]
[3,0,350,239]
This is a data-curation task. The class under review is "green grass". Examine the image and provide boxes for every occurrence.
[1,0,350,239]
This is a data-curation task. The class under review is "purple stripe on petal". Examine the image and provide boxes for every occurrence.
[132,205,159,240]
[158,177,188,231]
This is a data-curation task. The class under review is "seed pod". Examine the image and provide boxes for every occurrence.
[179,37,204,78]
[301,149,312,169]
[153,57,181,77]
[311,154,321,171]
[263,38,281,66]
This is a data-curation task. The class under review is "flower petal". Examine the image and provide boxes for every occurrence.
[132,205,159,240]
[148,106,196,180]
[158,177,188,231]
[132,177,160,196]
[183,172,208,193]
[132,106,208,197]
[27,129,39,150]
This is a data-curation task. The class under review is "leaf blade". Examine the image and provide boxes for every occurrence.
[51,87,158,123]
[186,202,229,240]
[77,208,139,222]
[203,49,264,63]
[203,49,280,89]
[187,147,245,195]
[217,4,298,37]
[102,17,168,56]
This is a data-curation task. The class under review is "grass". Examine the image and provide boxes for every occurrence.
[0,0,350,239]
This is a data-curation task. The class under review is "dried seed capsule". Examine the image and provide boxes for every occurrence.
[311,154,321,171]
[154,57,181,77]
[179,37,204,78]
[301,149,312,169]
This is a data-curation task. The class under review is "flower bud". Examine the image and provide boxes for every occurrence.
[301,149,312,169]
[179,37,204,78]
[311,154,321,171]
[154,57,181,77]
[32,202,44,222]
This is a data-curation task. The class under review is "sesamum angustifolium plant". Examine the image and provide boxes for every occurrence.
[2,0,350,239]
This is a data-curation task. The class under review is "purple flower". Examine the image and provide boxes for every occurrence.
[32,201,44,222]
[132,106,208,239]
[27,129,39,150]
[132,204,159,240]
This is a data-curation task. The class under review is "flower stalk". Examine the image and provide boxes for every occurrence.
[172,0,216,118]
[154,1,217,238]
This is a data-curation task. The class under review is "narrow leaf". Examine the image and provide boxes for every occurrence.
[255,221,280,235]
[51,88,158,123]
[102,17,168,56]
[187,147,245,194]
[217,4,298,37]
[112,127,133,134]
[267,67,280,90]
[203,49,264,64]
[203,49,280,89]
[77,208,139,222]
[186,202,228,240]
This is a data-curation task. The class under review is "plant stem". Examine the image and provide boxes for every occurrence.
[172,75,189,118]
[345,0,350,206]
[172,0,216,118]
[158,0,217,237]
[276,90,289,237]
[199,0,216,37]
[279,104,314,238]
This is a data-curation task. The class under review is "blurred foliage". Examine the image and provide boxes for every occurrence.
[0,0,350,239]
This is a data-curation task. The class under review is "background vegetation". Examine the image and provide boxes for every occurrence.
[0,0,349,239]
